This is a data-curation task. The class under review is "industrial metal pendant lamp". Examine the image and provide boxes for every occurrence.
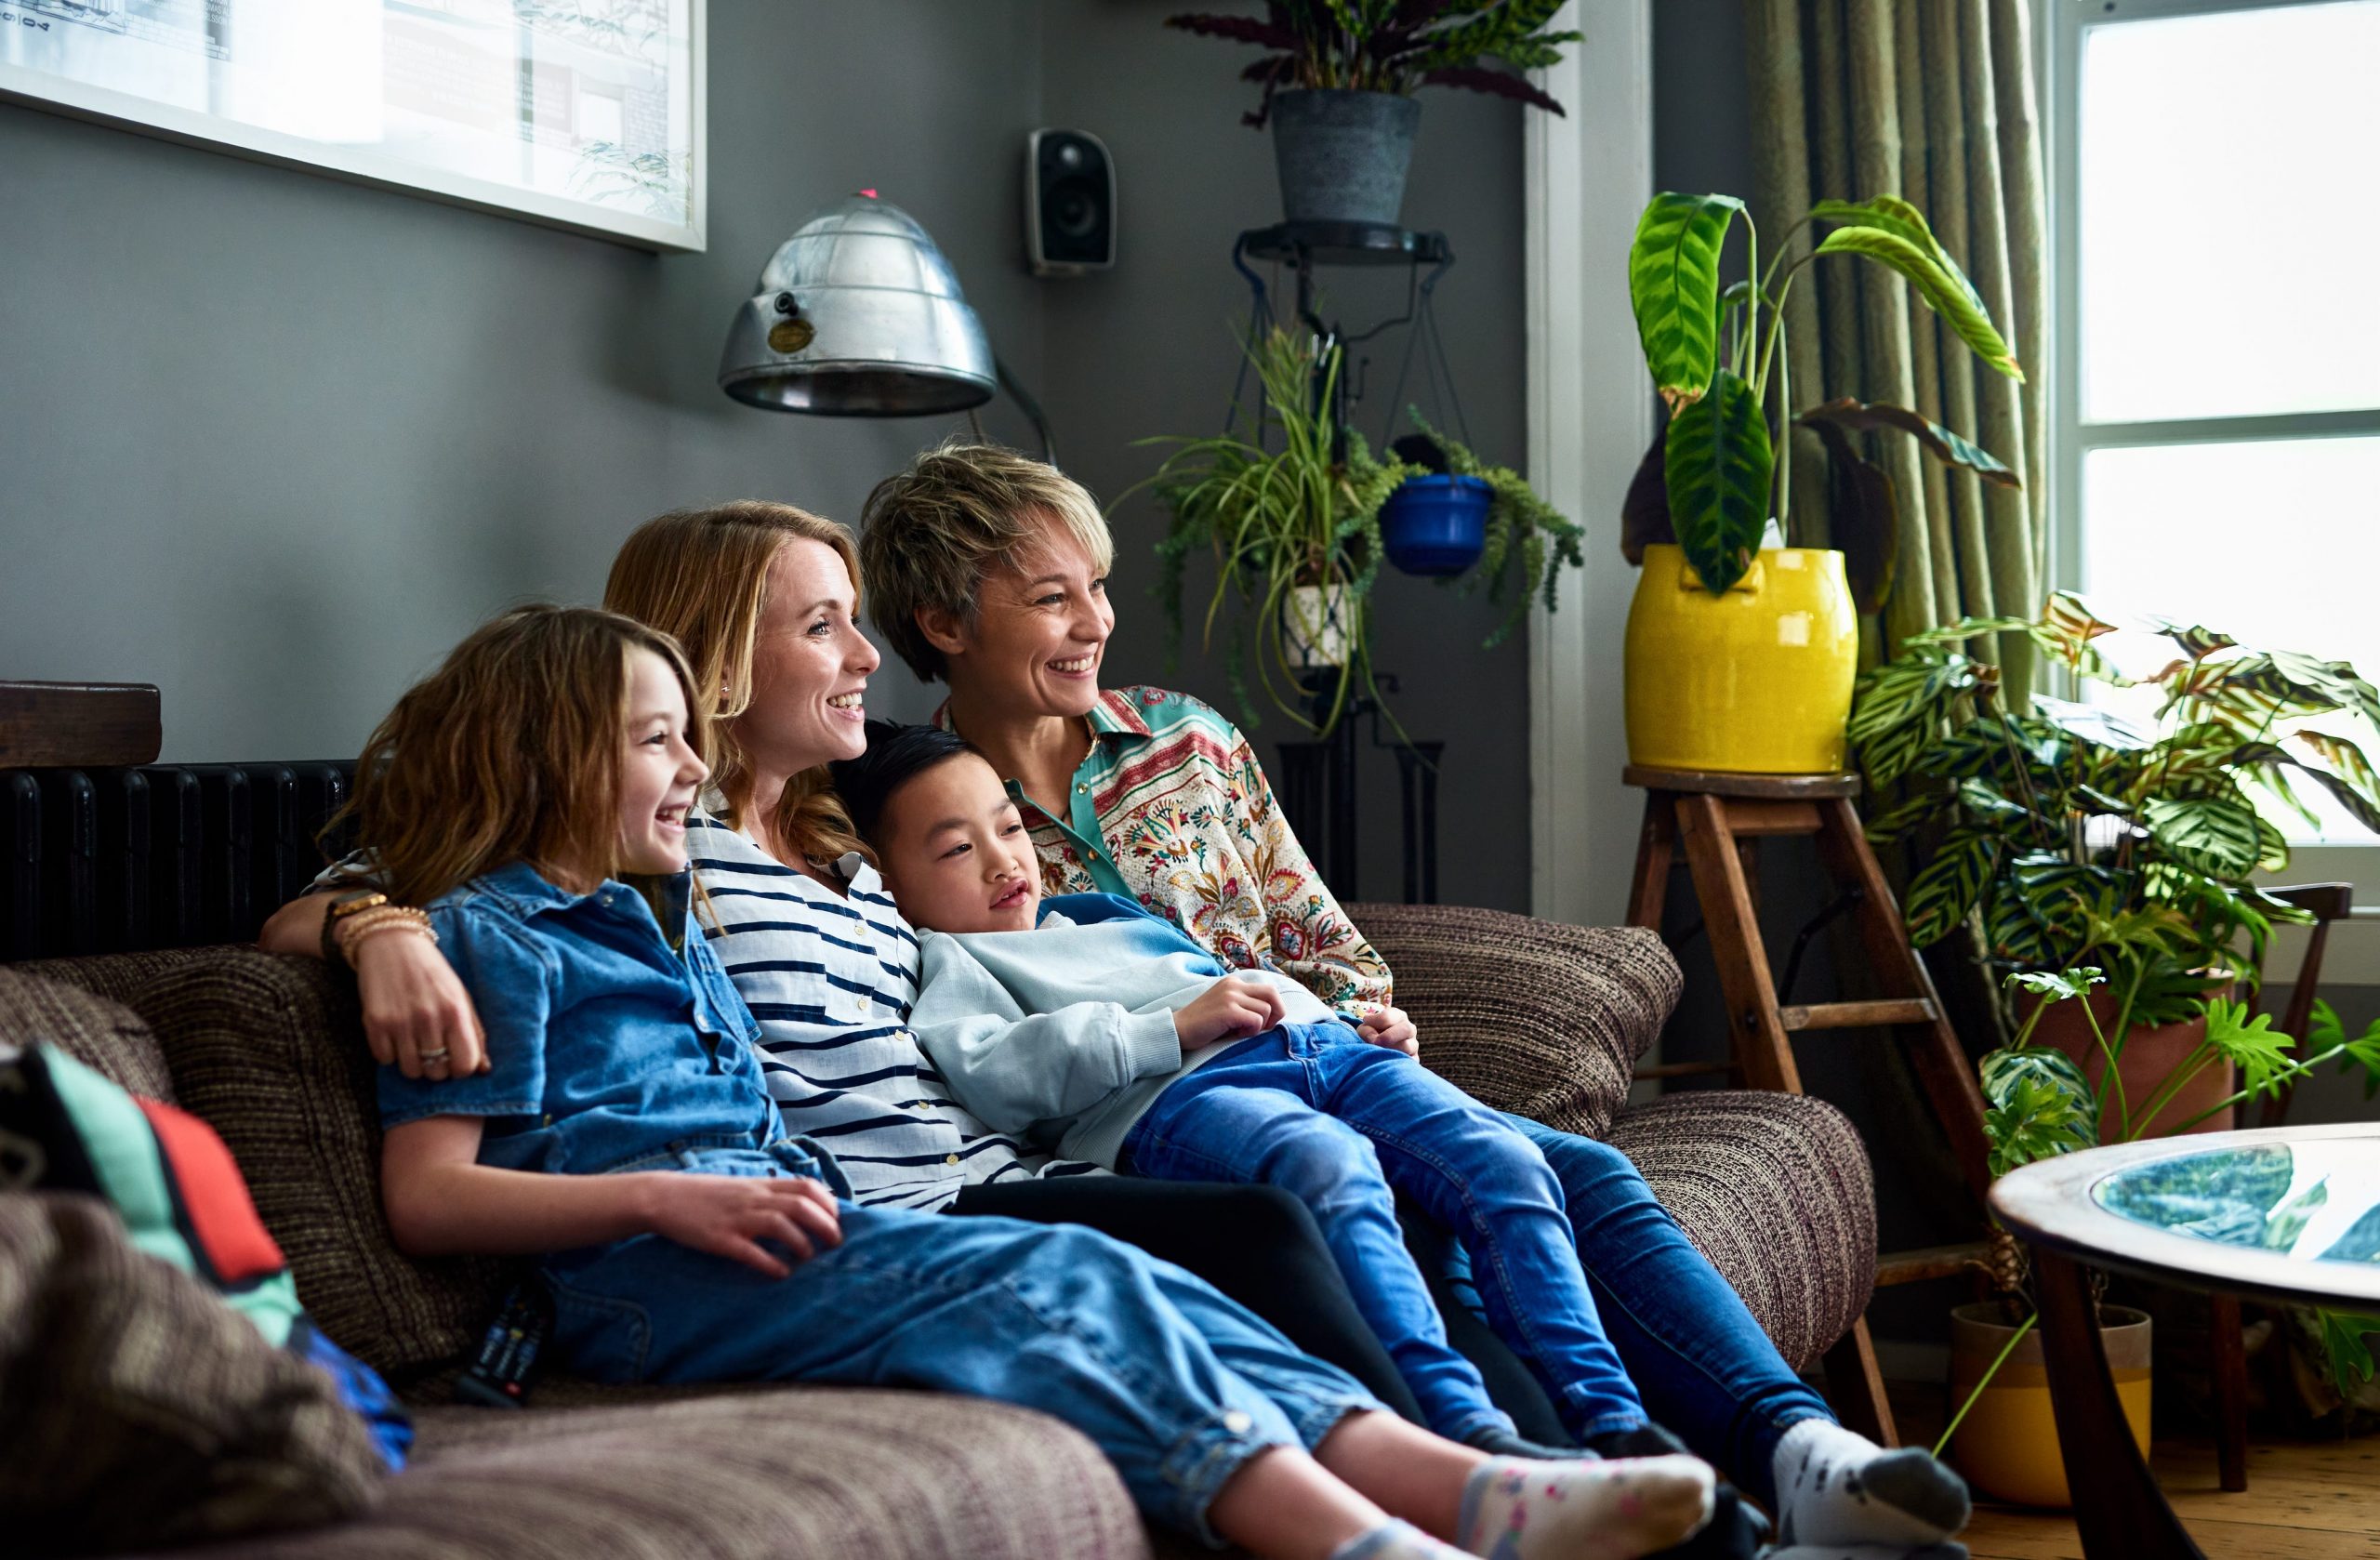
[719,190,1052,457]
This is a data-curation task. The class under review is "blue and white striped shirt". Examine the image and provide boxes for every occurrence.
[686,800,1092,1210]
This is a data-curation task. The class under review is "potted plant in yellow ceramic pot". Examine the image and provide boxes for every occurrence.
[1620,192,2024,773]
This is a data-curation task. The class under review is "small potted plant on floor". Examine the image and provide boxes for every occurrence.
[1165,2,1579,226]
[1132,327,1415,735]
[1620,192,2024,773]
[1850,592,2380,1502]
[1385,413,1585,647]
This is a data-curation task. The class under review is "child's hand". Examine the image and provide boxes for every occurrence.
[1174,976,1288,1050]
[1354,1005,1419,1058]
[644,1173,843,1278]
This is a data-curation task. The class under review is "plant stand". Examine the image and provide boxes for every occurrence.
[1621,764,1996,1445]
[1274,669,1441,906]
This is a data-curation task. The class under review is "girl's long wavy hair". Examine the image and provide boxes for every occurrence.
[603,501,868,869]
[336,605,706,908]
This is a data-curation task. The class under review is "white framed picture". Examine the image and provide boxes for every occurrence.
[0,0,705,252]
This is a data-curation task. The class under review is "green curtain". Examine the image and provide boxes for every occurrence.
[1746,0,2049,696]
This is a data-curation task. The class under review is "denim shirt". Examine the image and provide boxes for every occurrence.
[378,861,844,1191]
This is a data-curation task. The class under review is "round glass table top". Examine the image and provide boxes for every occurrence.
[1989,1125,2380,1307]
[2091,1138,2380,1269]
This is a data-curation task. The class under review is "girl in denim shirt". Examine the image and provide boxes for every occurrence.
[356,604,1713,1560]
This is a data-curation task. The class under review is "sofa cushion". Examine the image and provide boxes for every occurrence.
[0,962,178,1104]
[0,1191,387,1553]
[1606,1090,1877,1370]
[22,949,509,1386]
[1349,905,1677,1139]
[103,1389,1149,1560]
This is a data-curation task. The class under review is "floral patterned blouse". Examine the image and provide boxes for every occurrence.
[935,685,1393,1013]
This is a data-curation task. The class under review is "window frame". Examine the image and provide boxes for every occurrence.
[2045,0,2380,972]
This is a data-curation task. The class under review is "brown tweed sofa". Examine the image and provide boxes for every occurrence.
[4,906,1876,1559]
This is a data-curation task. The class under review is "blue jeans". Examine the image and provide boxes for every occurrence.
[1471,1116,1837,1505]
[1120,1023,1647,1445]
[540,1155,1379,1542]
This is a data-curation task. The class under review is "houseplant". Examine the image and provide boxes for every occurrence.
[1165,2,1578,225]
[1387,414,1585,647]
[1134,327,1416,735]
[1620,192,2024,773]
[1849,593,2380,1501]
[1943,968,2380,1505]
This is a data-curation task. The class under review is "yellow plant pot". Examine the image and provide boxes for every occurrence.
[1949,1302,2152,1509]
[1623,544,1859,773]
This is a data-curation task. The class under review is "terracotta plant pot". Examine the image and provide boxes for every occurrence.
[1949,1302,2152,1508]
[2026,990,2235,1143]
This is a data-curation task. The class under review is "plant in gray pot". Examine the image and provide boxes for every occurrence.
[1167,2,1579,226]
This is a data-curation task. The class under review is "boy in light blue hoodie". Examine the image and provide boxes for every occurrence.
[831,722,1658,1458]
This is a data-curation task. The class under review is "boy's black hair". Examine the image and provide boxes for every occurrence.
[828,720,982,845]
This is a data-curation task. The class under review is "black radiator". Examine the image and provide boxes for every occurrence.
[1,762,357,961]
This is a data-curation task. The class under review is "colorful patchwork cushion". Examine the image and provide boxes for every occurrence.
[0,1041,411,1469]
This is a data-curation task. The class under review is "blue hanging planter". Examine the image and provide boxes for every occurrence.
[1379,474,1491,576]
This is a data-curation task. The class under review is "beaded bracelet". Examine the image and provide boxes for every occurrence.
[335,905,437,959]
[321,889,389,967]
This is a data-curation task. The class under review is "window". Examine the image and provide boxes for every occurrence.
[2052,0,2380,851]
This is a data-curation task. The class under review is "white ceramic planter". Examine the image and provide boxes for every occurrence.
[1281,583,1354,669]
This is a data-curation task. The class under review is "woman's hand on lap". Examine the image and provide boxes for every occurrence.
[354,931,489,1079]
[1354,1005,1419,1058]
[645,1174,844,1278]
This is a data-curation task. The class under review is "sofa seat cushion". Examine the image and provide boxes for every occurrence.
[1606,1090,1876,1370]
[108,1388,1150,1560]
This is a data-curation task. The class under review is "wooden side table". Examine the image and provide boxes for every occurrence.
[1622,765,1996,1444]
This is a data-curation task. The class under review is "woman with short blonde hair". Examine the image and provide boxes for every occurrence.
[855,442,1974,1558]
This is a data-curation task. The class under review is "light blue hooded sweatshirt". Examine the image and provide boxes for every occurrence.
[907,893,1338,1169]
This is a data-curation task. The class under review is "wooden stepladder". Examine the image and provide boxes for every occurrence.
[1622,766,1994,1448]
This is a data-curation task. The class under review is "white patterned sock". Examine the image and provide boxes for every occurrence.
[1771,1421,1971,1548]
[1455,1454,1715,1560]
[1330,1517,1473,1560]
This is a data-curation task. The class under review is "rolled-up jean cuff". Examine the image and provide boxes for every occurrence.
[1573,1406,1654,1440]
[1439,1405,1517,1447]
[1159,1408,1304,1546]
[1289,1392,1384,1453]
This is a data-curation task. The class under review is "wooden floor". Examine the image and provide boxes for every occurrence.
[1886,1382,2380,1559]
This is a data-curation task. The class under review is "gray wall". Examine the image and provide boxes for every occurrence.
[0,0,1537,910]
[0,0,1049,756]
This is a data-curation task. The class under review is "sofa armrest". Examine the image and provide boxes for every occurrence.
[1345,904,1680,1140]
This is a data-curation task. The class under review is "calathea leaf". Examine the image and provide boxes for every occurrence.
[1620,423,1673,563]
[1814,225,2024,379]
[1796,398,2021,487]
[1793,412,1898,614]
[2143,795,2265,879]
[1810,196,1991,317]
[2041,591,2122,657]
[2034,694,2158,752]
[1850,651,1980,747]
[1861,790,1942,848]
[1986,884,2060,968]
[1860,716,1937,790]
[1629,193,1743,410]
[2291,730,2380,834]
[1957,776,2034,826]
[1904,827,2000,947]
[1662,368,1771,593]
[1906,614,2039,649]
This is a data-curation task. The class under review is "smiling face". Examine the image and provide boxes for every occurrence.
[735,536,881,774]
[615,646,711,877]
[870,750,1041,933]
[932,512,1114,721]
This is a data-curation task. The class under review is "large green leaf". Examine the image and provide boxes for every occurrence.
[1979,1045,2100,1175]
[2143,795,2265,879]
[1905,827,1999,946]
[1796,398,2020,487]
[1795,413,1898,613]
[1662,369,1771,593]
[2291,730,2380,834]
[1849,650,1980,747]
[1815,225,2024,379]
[1629,192,1744,409]
[1811,196,1990,318]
